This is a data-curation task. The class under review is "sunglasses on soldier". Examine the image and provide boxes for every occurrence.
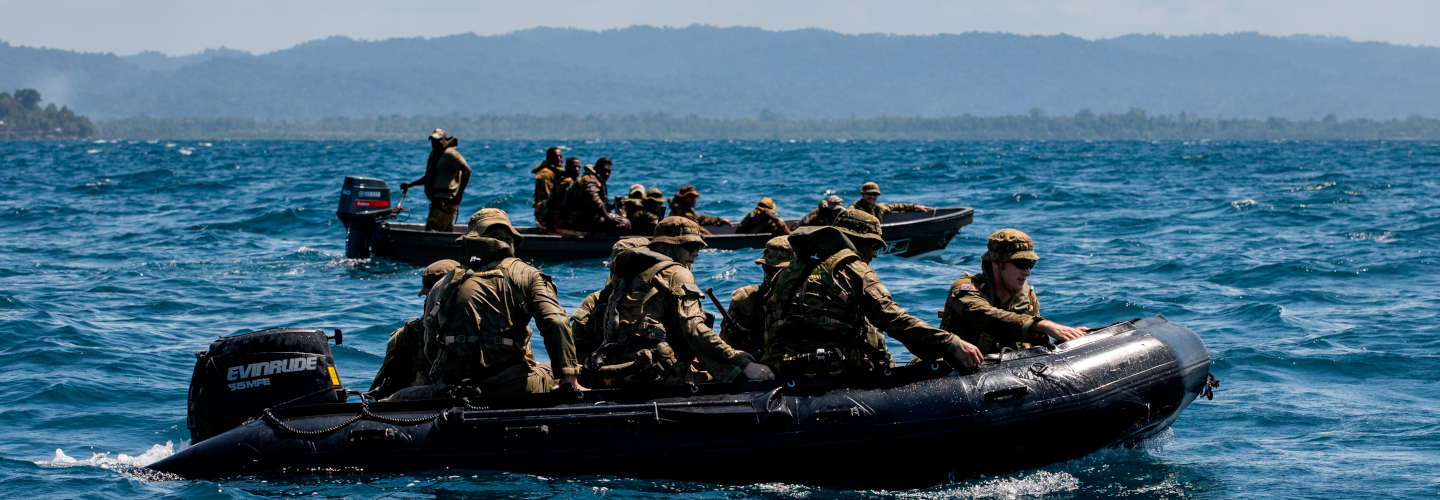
[681,242,704,254]
[1009,259,1036,270]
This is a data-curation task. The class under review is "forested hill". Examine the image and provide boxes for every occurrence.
[3,27,1439,120]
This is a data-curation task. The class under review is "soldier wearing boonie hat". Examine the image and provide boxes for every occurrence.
[850,181,933,223]
[400,129,472,232]
[936,228,1089,356]
[368,258,462,400]
[720,236,795,355]
[735,197,792,237]
[667,185,733,233]
[799,195,845,227]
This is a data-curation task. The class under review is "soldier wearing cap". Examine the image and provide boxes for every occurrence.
[761,209,983,377]
[368,259,461,400]
[569,237,651,363]
[564,157,631,236]
[400,129,472,232]
[669,185,733,234]
[799,195,846,227]
[850,182,932,223]
[735,197,792,236]
[720,236,794,356]
[531,147,566,230]
[587,217,774,387]
[388,208,586,400]
[938,228,1089,355]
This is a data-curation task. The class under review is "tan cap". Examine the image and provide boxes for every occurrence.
[429,128,447,140]
[629,184,645,197]
[755,235,795,268]
[821,195,844,210]
[458,208,524,244]
[677,185,701,197]
[419,259,462,296]
[861,182,881,195]
[646,187,664,200]
[756,197,776,210]
[833,208,885,248]
[982,228,1038,262]
[651,216,707,247]
[608,237,650,268]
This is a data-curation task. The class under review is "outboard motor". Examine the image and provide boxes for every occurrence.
[337,176,393,259]
[187,328,347,443]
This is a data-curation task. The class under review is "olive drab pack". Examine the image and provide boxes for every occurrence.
[585,249,686,385]
[765,246,894,375]
[425,257,533,386]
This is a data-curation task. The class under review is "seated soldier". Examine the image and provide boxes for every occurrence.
[628,187,668,236]
[569,237,651,362]
[531,147,565,231]
[938,228,1089,355]
[586,217,774,387]
[720,235,794,357]
[368,259,460,400]
[798,195,845,227]
[735,198,792,236]
[539,157,583,232]
[850,182,932,223]
[668,185,732,234]
[564,158,631,236]
[388,209,586,400]
[760,209,982,378]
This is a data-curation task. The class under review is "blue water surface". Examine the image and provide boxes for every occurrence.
[0,139,1436,498]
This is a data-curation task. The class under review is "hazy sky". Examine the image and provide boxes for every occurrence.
[3,0,1437,56]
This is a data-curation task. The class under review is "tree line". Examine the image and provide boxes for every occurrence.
[94,109,1440,141]
[0,89,96,139]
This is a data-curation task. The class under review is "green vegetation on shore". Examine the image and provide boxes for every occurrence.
[0,89,94,138]
[97,109,1440,141]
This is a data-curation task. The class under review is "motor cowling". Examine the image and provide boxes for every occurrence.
[187,328,347,443]
[337,176,392,259]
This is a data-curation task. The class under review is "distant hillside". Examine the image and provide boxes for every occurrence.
[3,27,1440,120]
[0,88,94,138]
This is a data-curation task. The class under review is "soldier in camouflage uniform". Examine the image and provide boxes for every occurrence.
[798,195,845,227]
[627,187,668,236]
[938,228,1089,355]
[538,157,582,231]
[388,208,586,400]
[586,217,774,387]
[400,129,472,232]
[368,258,461,400]
[761,209,982,377]
[564,158,631,236]
[850,182,932,223]
[668,185,733,234]
[720,235,794,356]
[569,237,651,362]
[531,147,565,230]
[735,197,792,236]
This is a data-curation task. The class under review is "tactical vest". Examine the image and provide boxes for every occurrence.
[425,257,533,386]
[765,249,892,373]
[584,254,687,385]
[938,273,1043,353]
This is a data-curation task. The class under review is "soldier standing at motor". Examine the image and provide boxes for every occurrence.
[850,182,932,223]
[735,197,792,236]
[368,259,460,400]
[720,235,794,356]
[388,208,586,400]
[938,228,1089,355]
[761,209,983,378]
[564,158,631,236]
[531,147,565,230]
[669,185,733,233]
[400,129,472,232]
[798,195,845,227]
[587,217,774,387]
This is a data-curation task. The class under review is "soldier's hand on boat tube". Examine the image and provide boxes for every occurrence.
[562,374,590,391]
[743,362,775,381]
[951,341,984,368]
[1036,320,1088,342]
[916,205,934,212]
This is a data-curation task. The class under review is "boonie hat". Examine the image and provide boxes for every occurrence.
[832,208,885,249]
[608,237,650,268]
[821,195,844,210]
[419,259,462,296]
[677,185,701,198]
[756,197,776,211]
[982,228,1038,262]
[755,236,795,268]
[646,187,664,200]
[861,182,881,195]
[651,216,707,247]
[458,208,524,245]
[629,184,645,197]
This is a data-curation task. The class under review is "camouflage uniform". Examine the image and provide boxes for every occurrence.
[565,165,630,235]
[669,185,727,231]
[735,198,792,236]
[938,229,1048,355]
[422,132,469,232]
[569,238,651,361]
[369,259,462,399]
[762,210,963,377]
[531,159,564,227]
[588,218,755,386]
[628,188,668,236]
[850,182,920,223]
[539,172,577,230]
[798,195,845,227]
[721,236,794,356]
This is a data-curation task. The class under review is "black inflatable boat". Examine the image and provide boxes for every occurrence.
[150,315,1215,487]
[336,176,974,264]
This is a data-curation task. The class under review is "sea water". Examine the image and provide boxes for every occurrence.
[1,140,1436,498]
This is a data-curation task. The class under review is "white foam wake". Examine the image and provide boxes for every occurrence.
[38,441,177,470]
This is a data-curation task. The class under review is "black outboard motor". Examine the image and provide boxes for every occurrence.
[187,328,347,443]
[337,176,393,259]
